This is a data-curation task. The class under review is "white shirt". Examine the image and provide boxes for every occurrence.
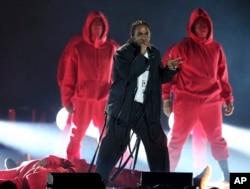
[134,51,150,103]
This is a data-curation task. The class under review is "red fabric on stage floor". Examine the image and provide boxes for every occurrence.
[0,157,141,189]
[73,158,141,188]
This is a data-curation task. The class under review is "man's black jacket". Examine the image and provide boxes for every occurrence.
[106,42,178,126]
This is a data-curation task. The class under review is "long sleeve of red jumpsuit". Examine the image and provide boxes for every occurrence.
[57,34,83,88]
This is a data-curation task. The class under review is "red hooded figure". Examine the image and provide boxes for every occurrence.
[0,155,75,189]
[59,11,119,161]
[162,8,234,183]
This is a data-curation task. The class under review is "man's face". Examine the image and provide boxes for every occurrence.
[90,18,104,38]
[133,25,151,46]
[193,17,209,40]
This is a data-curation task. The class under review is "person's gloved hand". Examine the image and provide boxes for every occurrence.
[163,99,172,117]
[166,54,183,70]
[65,104,75,114]
[224,101,234,116]
[33,158,47,168]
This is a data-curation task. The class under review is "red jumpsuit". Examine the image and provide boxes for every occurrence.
[0,155,75,189]
[60,11,119,161]
[169,113,208,172]
[191,120,207,172]
[56,34,83,158]
[162,8,234,172]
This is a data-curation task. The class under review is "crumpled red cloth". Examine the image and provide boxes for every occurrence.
[0,156,141,189]
[0,155,75,189]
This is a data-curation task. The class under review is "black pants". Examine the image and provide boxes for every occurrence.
[95,102,169,186]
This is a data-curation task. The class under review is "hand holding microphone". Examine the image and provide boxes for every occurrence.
[140,42,151,55]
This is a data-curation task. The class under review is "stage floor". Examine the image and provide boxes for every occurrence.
[0,120,249,188]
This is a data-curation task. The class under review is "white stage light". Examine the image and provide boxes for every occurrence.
[56,107,69,130]
[168,112,174,129]
[55,107,99,139]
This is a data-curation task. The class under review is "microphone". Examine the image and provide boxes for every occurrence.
[146,47,152,54]
[147,47,154,59]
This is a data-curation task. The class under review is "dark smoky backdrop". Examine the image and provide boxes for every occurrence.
[0,0,249,128]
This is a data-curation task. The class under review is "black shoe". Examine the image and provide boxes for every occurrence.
[4,158,17,169]
[193,165,212,189]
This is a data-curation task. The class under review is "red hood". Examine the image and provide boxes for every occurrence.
[187,8,213,45]
[82,11,109,48]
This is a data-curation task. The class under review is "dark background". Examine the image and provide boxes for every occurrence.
[0,0,249,128]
